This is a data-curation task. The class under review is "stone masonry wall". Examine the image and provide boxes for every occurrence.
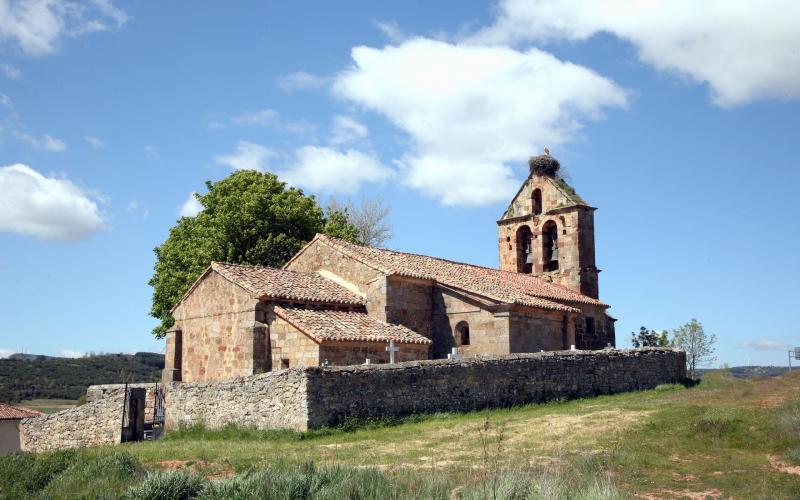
[431,287,511,358]
[172,271,260,382]
[20,392,126,452]
[305,348,685,428]
[163,348,684,434]
[508,309,568,352]
[165,369,310,431]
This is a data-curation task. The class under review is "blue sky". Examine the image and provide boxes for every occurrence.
[0,1,798,366]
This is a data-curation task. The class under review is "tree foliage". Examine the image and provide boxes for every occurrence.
[148,171,359,337]
[672,319,717,379]
[630,326,669,348]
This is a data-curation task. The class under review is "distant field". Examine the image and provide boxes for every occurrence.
[18,399,77,414]
[3,369,800,499]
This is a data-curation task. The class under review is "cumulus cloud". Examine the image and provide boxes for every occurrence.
[738,340,789,352]
[0,163,106,241]
[215,141,276,171]
[0,0,128,56]
[84,135,104,148]
[278,146,392,195]
[14,131,66,151]
[278,71,328,91]
[471,0,800,107]
[333,38,627,205]
[329,115,367,145]
[179,191,203,217]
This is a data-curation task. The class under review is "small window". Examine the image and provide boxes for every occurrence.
[532,189,542,215]
[455,321,470,346]
[585,317,596,336]
[281,358,290,369]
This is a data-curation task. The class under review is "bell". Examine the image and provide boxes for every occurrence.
[550,244,559,262]
[525,249,534,265]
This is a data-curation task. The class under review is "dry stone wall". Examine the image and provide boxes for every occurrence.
[20,392,126,453]
[164,348,684,433]
[305,348,685,428]
[165,368,310,431]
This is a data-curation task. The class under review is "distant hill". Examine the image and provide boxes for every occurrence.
[0,352,164,403]
[697,366,794,379]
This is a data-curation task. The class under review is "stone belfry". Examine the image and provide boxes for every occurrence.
[497,153,600,299]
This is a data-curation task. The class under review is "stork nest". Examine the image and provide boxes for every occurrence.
[529,155,560,177]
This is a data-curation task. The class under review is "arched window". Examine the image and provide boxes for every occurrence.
[542,220,559,272]
[516,225,533,274]
[532,189,542,216]
[455,321,470,346]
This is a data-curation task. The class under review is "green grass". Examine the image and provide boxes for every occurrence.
[3,370,800,499]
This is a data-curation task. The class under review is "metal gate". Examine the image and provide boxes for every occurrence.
[121,383,166,442]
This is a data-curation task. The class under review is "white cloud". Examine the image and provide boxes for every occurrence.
[376,21,407,44]
[471,0,800,107]
[84,135,104,148]
[125,199,148,218]
[333,38,626,205]
[330,115,367,145]
[215,141,276,171]
[14,131,66,151]
[278,146,392,195]
[231,108,278,126]
[0,163,106,241]
[179,191,203,217]
[0,0,128,56]
[0,93,12,109]
[0,349,13,358]
[59,349,83,358]
[278,71,328,91]
[738,340,789,352]
[143,145,158,155]
[206,121,225,130]
[0,63,20,79]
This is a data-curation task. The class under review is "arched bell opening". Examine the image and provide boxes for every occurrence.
[542,220,559,272]
[515,225,533,274]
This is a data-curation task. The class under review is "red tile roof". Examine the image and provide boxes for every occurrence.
[0,403,43,420]
[274,305,432,345]
[300,234,606,313]
[211,262,365,306]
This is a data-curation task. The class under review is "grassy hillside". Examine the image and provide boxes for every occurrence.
[0,352,164,403]
[2,369,799,498]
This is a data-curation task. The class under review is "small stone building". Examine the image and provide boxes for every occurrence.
[0,404,42,455]
[164,153,616,382]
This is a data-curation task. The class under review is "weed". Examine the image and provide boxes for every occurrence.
[124,470,207,500]
[694,407,744,438]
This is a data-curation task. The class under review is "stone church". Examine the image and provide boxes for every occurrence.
[163,154,615,383]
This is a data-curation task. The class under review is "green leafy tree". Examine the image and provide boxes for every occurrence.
[148,170,359,338]
[671,319,717,379]
[630,326,669,348]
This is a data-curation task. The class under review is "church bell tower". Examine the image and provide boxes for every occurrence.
[497,153,600,299]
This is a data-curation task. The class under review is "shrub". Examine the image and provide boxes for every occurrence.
[125,470,208,500]
[654,384,684,392]
[43,451,143,498]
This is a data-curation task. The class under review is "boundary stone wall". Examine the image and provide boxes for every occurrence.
[166,348,684,432]
[305,348,684,428]
[165,368,310,431]
[20,392,126,453]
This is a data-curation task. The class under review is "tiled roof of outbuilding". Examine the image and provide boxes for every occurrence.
[211,262,365,306]
[297,234,606,312]
[0,403,43,420]
[274,306,432,345]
